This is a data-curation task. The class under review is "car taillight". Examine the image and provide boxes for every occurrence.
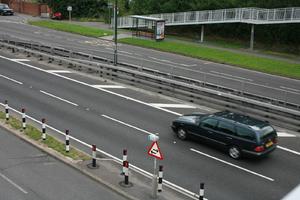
[272,138,278,144]
[254,146,265,152]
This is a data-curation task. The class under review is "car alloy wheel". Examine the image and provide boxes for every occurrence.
[229,146,241,159]
[177,128,187,140]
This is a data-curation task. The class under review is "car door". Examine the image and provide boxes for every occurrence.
[214,120,237,146]
[196,117,220,142]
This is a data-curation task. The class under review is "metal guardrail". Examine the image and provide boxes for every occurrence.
[1,34,299,110]
[1,38,300,132]
[118,7,300,28]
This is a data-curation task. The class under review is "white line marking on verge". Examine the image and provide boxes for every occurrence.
[46,70,72,74]
[40,90,78,107]
[10,59,30,62]
[0,74,23,85]
[0,103,200,200]
[277,132,296,137]
[277,146,300,156]
[92,85,126,89]
[149,103,196,108]
[190,148,274,182]
[0,55,182,117]
[0,172,28,194]
[102,114,153,135]
[210,71,253,82]
[280,86,300,93]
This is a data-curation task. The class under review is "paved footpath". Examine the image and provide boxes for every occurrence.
[0,126,128,200]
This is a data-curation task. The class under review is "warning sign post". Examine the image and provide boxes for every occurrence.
[148,134,163,199]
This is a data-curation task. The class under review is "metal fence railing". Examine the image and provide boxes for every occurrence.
[118,7,300,28]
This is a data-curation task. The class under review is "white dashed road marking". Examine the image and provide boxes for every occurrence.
[277,146,300,156]
[0,74,23,85]
[277,132,296,137]
[92,85,126,89]
[46,70,72,74]
[149,103,196,108]
[190,148,274,181]
[0,172,28,194]
[40,90,78,107]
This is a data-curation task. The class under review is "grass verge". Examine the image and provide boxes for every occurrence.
[29,20,112,38]
[119,38,300,79]
[0,111,90,161]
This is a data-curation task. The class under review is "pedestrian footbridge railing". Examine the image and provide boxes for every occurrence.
[118,7,300,28]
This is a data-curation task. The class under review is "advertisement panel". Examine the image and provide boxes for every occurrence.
[156,21,165,40]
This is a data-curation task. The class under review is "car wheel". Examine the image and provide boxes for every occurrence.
[177,128,187,140]
[228,146,241,159]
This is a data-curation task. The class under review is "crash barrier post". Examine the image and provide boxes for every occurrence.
[22,108,26,130]
[199,182,204,200]
[5,100,9,121]
[42,118,46,140]
[122,149,127,175]
[92,144,97,167]
[65,129,70,152]
[124,161,129,185]
[158,165,163,192]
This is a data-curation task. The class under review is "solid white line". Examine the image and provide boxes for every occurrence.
[0,74,23,85]
[0,103,199,200]
[280,86,300,93]
[0,55,182,116]
[0,172,28,194]
[92,85,126,89]
[210,71,253,82]
[46,70,72,74]
[102,114,153,135]
[278,146,300,156]
[277,132,296,137]
[190,148,274,182]
[40,90,78,107]
[149,103,196,108]
[10,59,30,62]
[118,50,133,55]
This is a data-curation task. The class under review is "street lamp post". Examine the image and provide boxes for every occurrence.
[113,0,118,66]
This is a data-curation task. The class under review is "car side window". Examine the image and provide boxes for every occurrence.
[217,121,235,135]
[200,118,218,130]
[236,126,255,141]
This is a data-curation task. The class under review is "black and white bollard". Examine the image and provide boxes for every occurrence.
[92,144,97,167]
[122,149,127,175]
[22,108,26,130]
[199,183,205,200]
[124,161,129,185]
[158,165,163,192]
[41,118,46,140]
[65,130,70,152]
[4,100,9,121]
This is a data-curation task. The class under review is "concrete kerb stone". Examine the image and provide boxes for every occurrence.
[0,121,139,200]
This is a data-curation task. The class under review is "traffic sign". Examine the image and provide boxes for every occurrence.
[67,6,72,11]
[147,141,163,160]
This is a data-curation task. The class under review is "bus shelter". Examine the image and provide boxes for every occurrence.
[131,15,165,41]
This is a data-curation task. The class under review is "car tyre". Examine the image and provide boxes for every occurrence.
[228,146,241,159]
[177,128,187,140]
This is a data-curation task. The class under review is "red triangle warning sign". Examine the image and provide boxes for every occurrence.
[147,141,164,160]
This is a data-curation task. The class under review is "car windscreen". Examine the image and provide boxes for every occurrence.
[258,126,276,139]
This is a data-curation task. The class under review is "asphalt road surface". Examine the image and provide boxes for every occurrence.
[0,53,299,200]
[0,16,300,105]
[0,126,128,200]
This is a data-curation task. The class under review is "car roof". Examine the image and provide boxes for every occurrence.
[212,111,268,129]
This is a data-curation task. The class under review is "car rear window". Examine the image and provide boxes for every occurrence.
[259,126,276,139]
[236,126,255,141]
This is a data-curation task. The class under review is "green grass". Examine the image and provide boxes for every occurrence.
[119,38,300,79]
[29,20,112,38]
[0,111,90,161]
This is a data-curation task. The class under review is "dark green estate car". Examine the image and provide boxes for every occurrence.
[171,111,277,159]
[0,4,14,16]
